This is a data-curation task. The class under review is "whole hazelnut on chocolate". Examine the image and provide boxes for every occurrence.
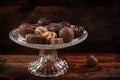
[19,23,34,37]
[59,27,74,43]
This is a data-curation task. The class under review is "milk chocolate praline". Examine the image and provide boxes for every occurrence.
[51,38,63,44]
[59,27,74,43]
[25,34,45,44]
[19,23,34,37]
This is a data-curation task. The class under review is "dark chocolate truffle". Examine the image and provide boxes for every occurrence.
[46,23,63,35]
[71,25,84,38]
[60,21,71,27]
[19,23,34,37]
[25,34,44,44]
[59,27,74,43]
[86,55,98,67]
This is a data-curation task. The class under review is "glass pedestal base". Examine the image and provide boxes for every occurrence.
[28,49,69,77]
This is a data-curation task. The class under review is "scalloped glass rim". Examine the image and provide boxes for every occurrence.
[9,28,88,49]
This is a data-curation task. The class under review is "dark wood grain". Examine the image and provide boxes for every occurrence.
[0,53,120,80]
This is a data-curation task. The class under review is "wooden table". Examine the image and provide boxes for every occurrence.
[0,53,120,80]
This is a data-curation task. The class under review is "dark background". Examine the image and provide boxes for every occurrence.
[0,0,120,54]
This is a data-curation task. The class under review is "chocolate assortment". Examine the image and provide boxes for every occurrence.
[18,18,84,44]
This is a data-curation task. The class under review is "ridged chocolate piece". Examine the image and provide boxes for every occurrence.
[51,38,63,44]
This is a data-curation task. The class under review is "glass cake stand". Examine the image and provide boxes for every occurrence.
[9,28,88,77]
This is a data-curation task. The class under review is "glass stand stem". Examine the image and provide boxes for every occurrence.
[28,49,69,77]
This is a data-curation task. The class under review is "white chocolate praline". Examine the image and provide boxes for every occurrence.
[41,31,57,41]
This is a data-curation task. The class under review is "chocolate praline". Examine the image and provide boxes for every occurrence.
[60,21,71,27]
[71,25,84,38]
[50,38,63,44]
[34,26,48,35]
[25,34,45,44]
[37,17,49,26]
[46,23,63,35]
[59,27,74,43]
[19,23,34,37]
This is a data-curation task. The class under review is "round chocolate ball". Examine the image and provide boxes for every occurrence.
[59,27,74,43]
